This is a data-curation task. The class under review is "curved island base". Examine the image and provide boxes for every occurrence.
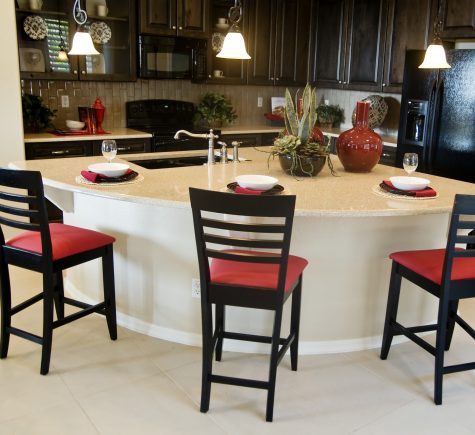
[13,149,475,354]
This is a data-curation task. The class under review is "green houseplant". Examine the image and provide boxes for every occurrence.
[316,104,344,128]
[267,84,335,177]
[195,93,237,129]
[22,94,56,133]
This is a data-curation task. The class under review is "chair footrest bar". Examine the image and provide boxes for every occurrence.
[223,331,285,345]
[53,302,106,328]
[9,326,42,345]
[392,321,436,356]
[63,297,93,310]
[11,292,43,315]
[209,374,269,390]
[455,314,475,341]
[406,324,438,333]
[277,334,295,366]
[443,361,475,375]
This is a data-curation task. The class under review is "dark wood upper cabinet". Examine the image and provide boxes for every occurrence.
[246,0,312,86]
[440,0,475,39]
[311,0,387,91]
[139,0,209,38]
[382,0,436,93]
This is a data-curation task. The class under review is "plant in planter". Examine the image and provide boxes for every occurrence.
[21,94,56,133]
[195,93,237,129]
[316,103,344,128]
[266,84,335,177]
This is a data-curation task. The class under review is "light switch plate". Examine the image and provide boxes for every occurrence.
[61,95,69,108]
[257,97,263,107]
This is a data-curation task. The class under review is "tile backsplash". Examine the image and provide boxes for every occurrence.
[20,79,401,136]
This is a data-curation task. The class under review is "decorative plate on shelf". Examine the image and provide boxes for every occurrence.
[23,15,47,40]
[211,32,224,52]
[89,21,111,44]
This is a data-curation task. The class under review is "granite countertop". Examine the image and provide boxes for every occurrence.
[24,128,153,143]
[11,147,474,217]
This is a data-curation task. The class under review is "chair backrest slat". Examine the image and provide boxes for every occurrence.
[204,234,283,249]
[201,217,285,234]
[206,248,282,264]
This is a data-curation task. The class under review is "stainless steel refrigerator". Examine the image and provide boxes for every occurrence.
[397,49,475,183]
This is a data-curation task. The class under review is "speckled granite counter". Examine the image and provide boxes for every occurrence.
[23,128,152,143]
[10,149,475,353]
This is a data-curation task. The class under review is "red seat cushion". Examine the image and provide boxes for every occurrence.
[6,223,115,261]
[390,249,475,284]
[210,249,308,291]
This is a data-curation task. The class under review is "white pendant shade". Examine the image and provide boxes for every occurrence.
[68,31,99,56]
[419,43,451,69]
[217,30,251,60]
[57,50,69,61]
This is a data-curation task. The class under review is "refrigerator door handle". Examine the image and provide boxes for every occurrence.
[429,79,444,171]
[424,78,438,173]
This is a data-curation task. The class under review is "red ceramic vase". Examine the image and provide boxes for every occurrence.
[336,101,382,172]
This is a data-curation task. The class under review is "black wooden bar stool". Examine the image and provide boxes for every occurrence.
[0,168,117,375]
[189,187,308,422]
[380,194,475,404]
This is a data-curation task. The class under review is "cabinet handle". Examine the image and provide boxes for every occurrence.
[275,78,279,81]
[270,77,274,80]
[178,26,183,30]
[172,25,176,29]
[51,150,67,155]
[73,70,78,74]
[81,71,86,74]
[117,147,131,151]
[382,83,387,87]
[338,80,342,84]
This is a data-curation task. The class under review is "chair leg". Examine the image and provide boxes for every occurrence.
[444,299,459,351]
[0,260,11,359]
[434,294,450,405]
[266,306,284,422]
[290,277,302,371]
[200,300,214,413]
[53,272,65,320]
[380,262,402,360]
[40,272,55,375]
[102,245,117,341]
[215,304,225,361]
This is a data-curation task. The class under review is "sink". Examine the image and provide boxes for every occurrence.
[128,155,220,169]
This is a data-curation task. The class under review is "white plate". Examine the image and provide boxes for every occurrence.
[235,175,278,191]
[390,176,430,191]
[19,48,45,72]
[88,163,129,177]
[23,15,47,40]
[89,21,111,44]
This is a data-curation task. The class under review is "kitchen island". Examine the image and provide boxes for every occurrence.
[11,148,475,354]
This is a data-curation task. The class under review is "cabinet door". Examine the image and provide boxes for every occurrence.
[310,0,347,89]
[382,0,435,93]
[177,0,209,37]
[440,0,475,38]
[274,0,312,86]
[246,0,276,85]
[16,0,79,80]
[344,0,387,91]
[79,0,137,81]
[139,0,177,35]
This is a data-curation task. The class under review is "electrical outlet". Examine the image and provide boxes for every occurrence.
[324,99,330,106]
[61,95,69,108]
[191,278,201,298]
[257,97,263,107]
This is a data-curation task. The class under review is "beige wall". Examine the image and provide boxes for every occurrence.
[1,1,25,165]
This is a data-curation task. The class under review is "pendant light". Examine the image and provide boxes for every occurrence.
[217,0,251,60]
[57,18,68,61]
[419,3,450,69]
[68,0,99,56]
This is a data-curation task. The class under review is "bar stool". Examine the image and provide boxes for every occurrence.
[189,187,308,422]
[0,168,117,375]
[380,194,475,404]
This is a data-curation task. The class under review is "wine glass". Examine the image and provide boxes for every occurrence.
[403,153,418,175]
[102,139,117,163]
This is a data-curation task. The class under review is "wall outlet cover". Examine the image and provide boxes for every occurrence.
[191,278,201,298]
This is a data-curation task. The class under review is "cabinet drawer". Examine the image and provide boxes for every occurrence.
[25,142,92,160]
[379,145,396,167]
[92,138,152,155]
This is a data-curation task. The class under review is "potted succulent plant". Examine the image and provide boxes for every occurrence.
[316,103,344,129]
[21,94,56,133]
[195,93,237,129]
[266,84,335,177]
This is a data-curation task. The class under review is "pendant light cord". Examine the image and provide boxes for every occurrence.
[73,0,87,26]
[228,0,242,25]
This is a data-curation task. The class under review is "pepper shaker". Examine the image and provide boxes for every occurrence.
[232,141,241,162]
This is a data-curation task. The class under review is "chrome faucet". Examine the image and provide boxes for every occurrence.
[173,129,219,165]
[217,141,228,163]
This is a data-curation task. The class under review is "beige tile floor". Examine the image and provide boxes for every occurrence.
[1,267,475,434]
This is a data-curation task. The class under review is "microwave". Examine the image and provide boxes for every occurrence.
[139,35,207,81]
